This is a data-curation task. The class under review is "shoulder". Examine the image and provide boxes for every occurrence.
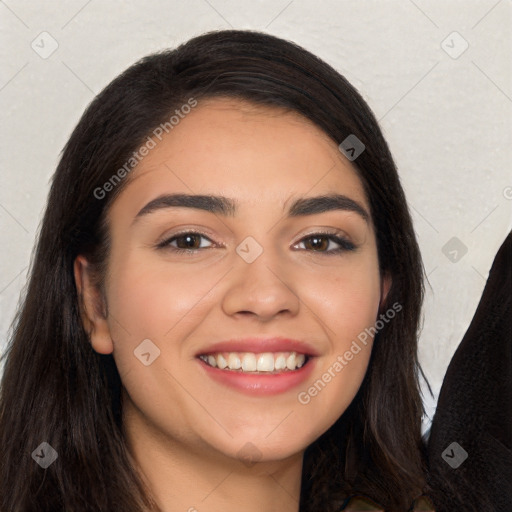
[340,496,382,511]
[340,495,435,511]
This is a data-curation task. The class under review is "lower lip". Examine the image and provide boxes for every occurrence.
[198,357,316,396]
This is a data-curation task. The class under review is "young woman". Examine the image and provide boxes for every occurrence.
[0,30,434,511]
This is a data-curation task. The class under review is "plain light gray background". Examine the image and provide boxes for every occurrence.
[1,0,511,433]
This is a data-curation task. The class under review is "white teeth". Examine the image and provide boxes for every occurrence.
[217,353,228,369]
[227,353,241,370]
[241,353,257,372]
[200,351,309,372]
[257,353,274,372]
[275,354,287,370]
[286,353,296,370]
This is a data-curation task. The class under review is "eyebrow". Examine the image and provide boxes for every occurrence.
[132,193,370,225]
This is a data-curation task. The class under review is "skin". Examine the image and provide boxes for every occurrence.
[75,98,390,512]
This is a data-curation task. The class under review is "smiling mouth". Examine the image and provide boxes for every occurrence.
[198,351,309,373]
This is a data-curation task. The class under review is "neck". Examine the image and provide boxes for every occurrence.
[122,397,303,512]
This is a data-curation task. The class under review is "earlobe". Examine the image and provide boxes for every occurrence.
[73,255,114,355]
[379,272,392,311]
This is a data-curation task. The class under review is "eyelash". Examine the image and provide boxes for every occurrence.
[156,230,356,255]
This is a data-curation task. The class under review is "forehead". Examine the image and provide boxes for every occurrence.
[112,97,369,213]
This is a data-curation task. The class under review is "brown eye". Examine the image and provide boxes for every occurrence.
[174,234,203,250]
[295,233,356,255]
[157,232,215,252]
[303,235,330,252]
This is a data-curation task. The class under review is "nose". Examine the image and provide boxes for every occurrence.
[221,247,300,322]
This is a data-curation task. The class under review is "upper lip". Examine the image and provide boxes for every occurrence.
[195,337,320,357]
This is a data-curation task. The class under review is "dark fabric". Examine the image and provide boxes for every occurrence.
[338,494,434,510]
[427,231,512,511]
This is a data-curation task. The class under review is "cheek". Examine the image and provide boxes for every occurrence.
[106,251,219,341]
[103,253,216,424]
[309,253,382,342]
[293,254,381,427]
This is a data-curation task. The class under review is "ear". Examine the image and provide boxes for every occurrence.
[74,255,114,354]
[379,272,392,311]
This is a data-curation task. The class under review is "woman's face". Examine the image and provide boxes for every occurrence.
[78,98,387,464]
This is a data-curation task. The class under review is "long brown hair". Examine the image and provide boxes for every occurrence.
[0,29,429,511]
